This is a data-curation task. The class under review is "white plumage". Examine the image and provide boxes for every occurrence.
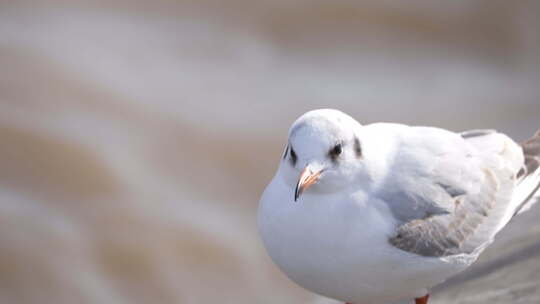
[258,109,540,304]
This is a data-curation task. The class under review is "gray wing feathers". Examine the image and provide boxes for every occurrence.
[514,131,540,215]
[460,129,496,139]
[388,130,523,257]
[517,131,540,181]
[379,127,479,223]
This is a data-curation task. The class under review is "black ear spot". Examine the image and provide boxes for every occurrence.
[354,137,362,158]
[328,143,342,161]
[290,146,297,166]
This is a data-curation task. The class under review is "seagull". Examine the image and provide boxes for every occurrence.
[258,109,540,304]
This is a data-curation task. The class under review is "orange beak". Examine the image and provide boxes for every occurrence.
[294,166,323,201]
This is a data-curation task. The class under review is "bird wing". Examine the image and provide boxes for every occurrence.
[513,130,540,215]
[382,127,528,258]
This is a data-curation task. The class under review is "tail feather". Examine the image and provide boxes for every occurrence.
[514,130,540,215]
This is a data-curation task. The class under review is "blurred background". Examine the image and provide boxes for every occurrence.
[0,1,539,303]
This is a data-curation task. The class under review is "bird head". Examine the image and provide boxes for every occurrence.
[278,109,365,201]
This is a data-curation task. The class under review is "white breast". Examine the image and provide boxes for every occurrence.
[258,176,475,304]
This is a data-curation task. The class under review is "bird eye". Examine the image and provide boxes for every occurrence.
[290,146,297,166]
[329,144,342,159]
